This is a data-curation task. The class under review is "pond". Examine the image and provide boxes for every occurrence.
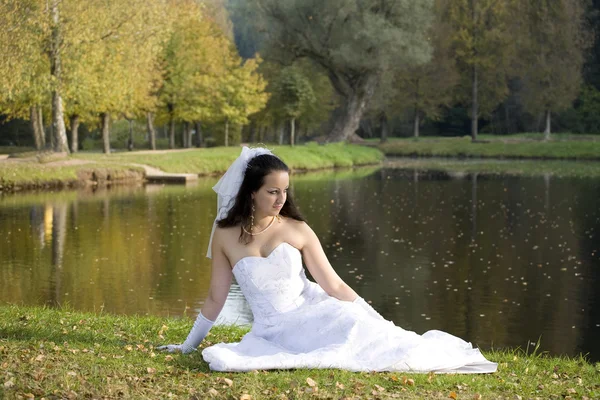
[1,166,599,361]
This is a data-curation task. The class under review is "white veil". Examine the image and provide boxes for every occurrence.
[206,146,274,258]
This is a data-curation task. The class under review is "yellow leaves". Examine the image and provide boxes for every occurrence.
[306,377,317,387]
[239,394,252,400]
[158,324,168,339]
[449,390,458,399]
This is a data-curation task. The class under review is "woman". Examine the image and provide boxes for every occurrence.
[159,147,497,373]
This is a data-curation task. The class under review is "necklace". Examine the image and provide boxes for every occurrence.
[243,215,277,236]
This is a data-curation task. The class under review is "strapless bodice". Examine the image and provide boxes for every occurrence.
[232,242,326,324]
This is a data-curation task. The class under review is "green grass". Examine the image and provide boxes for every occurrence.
[72,143,384,174]
[0,144,383,192]
[0,163,145,191]
[1,305,598,399]
[377,135,600,160]
[385,158,600,178]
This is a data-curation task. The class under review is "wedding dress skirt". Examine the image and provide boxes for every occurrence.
[202,242,497,373]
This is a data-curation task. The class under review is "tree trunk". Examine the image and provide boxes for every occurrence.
[380,112,389,143]
[186,123,193,148]
[182,122,189,148]
[471,65,479,141]
[195,121,203,148]
[413,110,420,138]
[543,109,551,141]
[327,73,378,142]
[50,1,69,153]
[38,107,49,149]
[224,119,229,147]
[168,114,175,149]
[147,112,156,150]
[100,112,111,154]
[249,122,257,143]
[278,123,284,145]
[70,115,79,153]
[30,106,45,150]
[126,119,134,151]
[290,118,295,146]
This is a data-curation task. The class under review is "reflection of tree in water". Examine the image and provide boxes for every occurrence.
[29,205,46,248]
[48,203,68,306]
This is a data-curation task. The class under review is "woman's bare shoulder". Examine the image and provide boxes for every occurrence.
[213,224,240,244]
[282,218,315,246]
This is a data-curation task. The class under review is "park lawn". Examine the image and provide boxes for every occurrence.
[377,135,600,160]
[71,143,385,174]
[0,144,384,191]
[1,305,598,400]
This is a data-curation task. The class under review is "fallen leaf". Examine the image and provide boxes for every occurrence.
[165,355,173,362]
[407,378,415,386]
[473,394,482,400]
[428,372,435,383]
[449,391,457,399]
[335,381,345,390]
[306,377,317,387]
[375,384,385,392]
[240,394,252,400]
[208,388,218,396]
[223,378,233,387]
[390,375,398,382]
[147,367,156,374]
[3,380,14,389]
[566,388,577,394]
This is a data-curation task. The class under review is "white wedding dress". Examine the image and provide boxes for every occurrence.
[202,242,497,373]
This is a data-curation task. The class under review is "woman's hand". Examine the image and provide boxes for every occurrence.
[156,344,193,354]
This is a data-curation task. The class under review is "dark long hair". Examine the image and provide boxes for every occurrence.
[217,153,306,244]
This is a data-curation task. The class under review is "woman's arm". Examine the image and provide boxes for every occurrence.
[158,229,232,353]
[298,222,358,301]
[201,230,234,320]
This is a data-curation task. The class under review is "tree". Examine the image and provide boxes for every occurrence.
[271,67,316,145]
[446,0,518,141]
[214,56,269,146]
[0,0,52,150]
[381,0,459,138]
[517,0,590,140]
[238,0,434,142]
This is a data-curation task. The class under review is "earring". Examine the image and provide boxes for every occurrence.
[250,204,255,232]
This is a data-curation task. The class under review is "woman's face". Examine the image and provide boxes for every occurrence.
[252,170,289,218]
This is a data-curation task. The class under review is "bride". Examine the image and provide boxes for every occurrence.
[159,147,497,373]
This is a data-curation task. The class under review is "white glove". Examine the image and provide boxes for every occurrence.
[157,311,214,354]
[353,296,386,321]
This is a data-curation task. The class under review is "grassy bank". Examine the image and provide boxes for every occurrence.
[1,305,598,399]
[385,157,600,178]
[0,162,145,191]
[72,143,384,174]
[0,144,384,192]
[377,135,600,160]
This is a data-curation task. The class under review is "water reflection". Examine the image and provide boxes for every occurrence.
[0,167,599,361]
